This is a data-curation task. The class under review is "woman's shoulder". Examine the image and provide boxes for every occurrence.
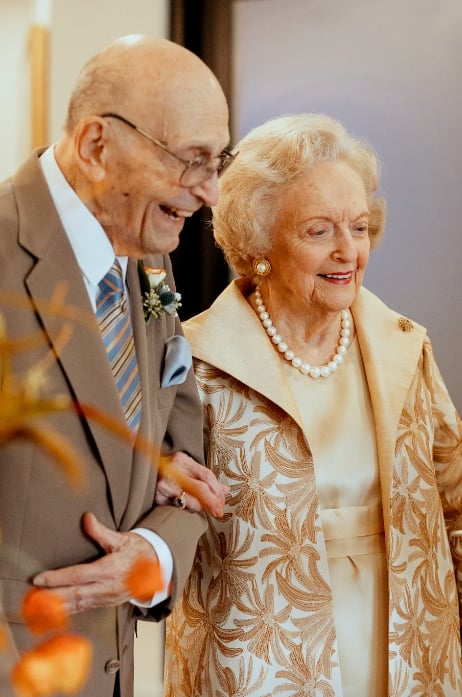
[182,279,254,349]
[355,286,427,336]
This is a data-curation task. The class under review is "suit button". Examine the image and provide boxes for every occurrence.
[104,659,120,674]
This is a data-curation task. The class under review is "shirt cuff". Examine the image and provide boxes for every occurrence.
[130,528,173,608]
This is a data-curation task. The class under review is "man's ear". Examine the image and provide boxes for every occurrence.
[74,117,108,182]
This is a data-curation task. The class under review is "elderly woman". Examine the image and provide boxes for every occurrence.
[163,114,462,696]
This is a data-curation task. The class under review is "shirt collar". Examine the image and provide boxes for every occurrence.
[39,146,128,286]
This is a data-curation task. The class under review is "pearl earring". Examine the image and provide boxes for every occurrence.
[253,258,271,277]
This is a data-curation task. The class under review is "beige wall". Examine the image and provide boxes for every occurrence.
[0,0,168,170]
[0,5,169,695]
[0,0,34,181]
[49,0,168,142]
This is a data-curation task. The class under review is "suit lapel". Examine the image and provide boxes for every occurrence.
[120,261,157,530]
[184,279,303,427]
[15,151,133,525]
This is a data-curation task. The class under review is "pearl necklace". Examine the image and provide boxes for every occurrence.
[254,288,352,379]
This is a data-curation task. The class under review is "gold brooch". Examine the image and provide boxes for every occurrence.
[398,317,414,332]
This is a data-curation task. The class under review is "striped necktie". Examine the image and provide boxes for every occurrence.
[96,261,142,432]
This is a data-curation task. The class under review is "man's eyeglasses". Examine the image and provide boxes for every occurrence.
[100,112,237,187]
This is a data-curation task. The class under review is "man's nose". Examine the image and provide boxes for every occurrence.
[189,172,220,208]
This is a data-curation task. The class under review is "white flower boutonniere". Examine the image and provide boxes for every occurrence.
[138,262,182,323]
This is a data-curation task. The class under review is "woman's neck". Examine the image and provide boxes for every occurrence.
[251,285,354,368]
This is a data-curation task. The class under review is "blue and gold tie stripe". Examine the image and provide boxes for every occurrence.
[96,261,142,432]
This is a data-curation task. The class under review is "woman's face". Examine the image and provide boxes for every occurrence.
[267,160,371,315]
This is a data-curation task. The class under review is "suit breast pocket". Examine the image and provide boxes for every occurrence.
[158,384,178,410]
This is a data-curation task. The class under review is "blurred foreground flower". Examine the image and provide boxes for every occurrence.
[11,634,92,697]
[21,590,68,636]
[0,625,8,651]
[0,310,83,487]
[125,556,164,602]
[0,292,211,696]
[0,301,214,503]
[11,589,91,696]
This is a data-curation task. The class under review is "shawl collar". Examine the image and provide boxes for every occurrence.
[184,280,427,548]
[13,151,141,525]
[184,278,303,426]
[351,286,426,541]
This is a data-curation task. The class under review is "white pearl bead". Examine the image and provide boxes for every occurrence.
[254,288,352,381]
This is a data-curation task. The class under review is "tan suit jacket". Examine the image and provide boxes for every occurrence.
[0,151,207,697]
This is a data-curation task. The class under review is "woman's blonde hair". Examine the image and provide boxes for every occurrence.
[213,113,386,278]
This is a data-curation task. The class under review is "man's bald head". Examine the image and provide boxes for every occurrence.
[65,35,226,134]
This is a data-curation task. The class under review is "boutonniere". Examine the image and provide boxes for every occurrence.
[138,261,182,323]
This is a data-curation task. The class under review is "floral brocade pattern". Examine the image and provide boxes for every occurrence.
[388,342,462,696]
[164,340,462,696]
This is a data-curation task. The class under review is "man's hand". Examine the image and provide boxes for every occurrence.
[156,452,229,518]
[32,513,157,615]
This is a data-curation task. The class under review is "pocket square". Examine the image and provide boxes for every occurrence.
[161,335,193,387]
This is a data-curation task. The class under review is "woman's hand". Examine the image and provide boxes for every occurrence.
[156,452,229,518]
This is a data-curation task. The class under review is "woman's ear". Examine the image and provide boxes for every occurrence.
[74,117,108,182]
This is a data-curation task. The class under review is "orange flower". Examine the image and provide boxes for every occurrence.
[21,589,69,635]
[0,623,8,650]
[125,556,164,602]
[0,311,84,487]
[11,633,92,696]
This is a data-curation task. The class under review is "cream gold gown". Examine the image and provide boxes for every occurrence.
[165,280,462,697]
[285,338,388,696]
[166,337,388,696]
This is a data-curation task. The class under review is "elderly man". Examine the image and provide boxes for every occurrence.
[0,35,229,696]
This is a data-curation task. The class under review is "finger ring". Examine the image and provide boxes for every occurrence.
[172,492,186,509]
